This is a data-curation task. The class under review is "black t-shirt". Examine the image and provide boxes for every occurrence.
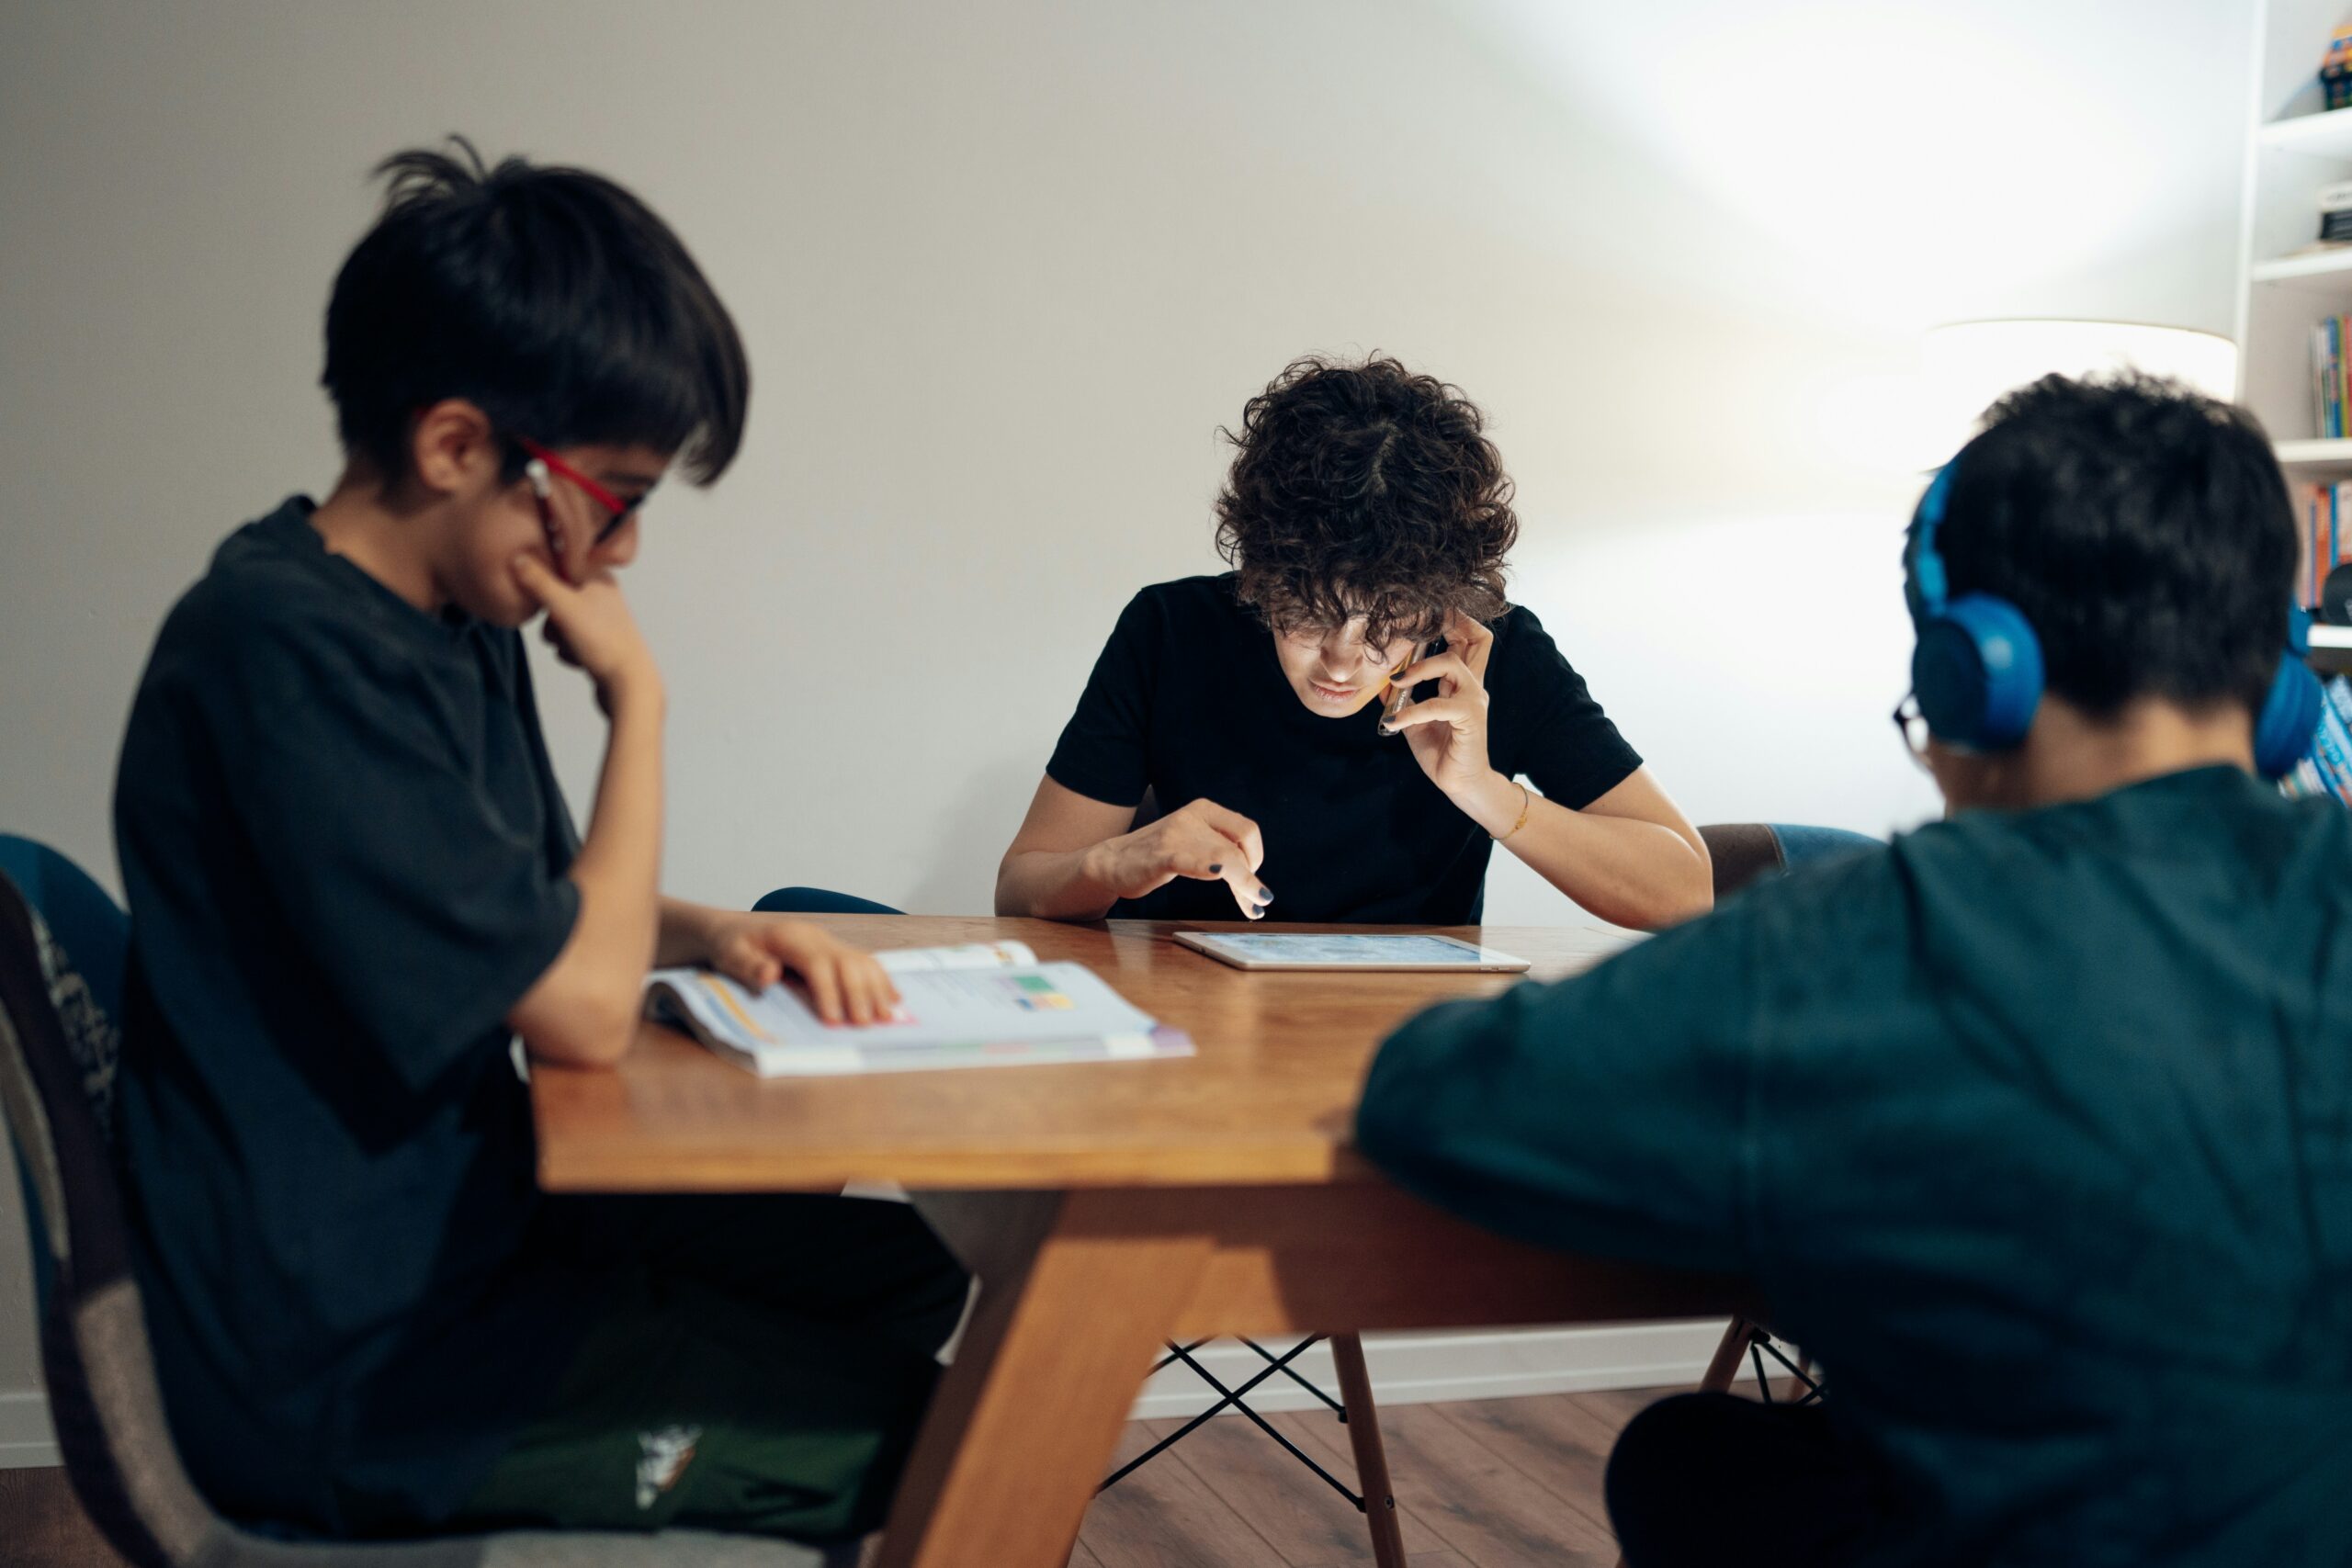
[1046,575,1642,922]
[114,498,584,1532]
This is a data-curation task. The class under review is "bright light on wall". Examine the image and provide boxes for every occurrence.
[1919,320,2239,461]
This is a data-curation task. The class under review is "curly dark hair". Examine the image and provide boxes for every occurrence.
[1215,355,1519,647]
[1939,371,2296,717]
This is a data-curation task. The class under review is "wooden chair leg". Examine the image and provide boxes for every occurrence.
[1700,1316,1756,1394]
[1327,1333,1408,1568]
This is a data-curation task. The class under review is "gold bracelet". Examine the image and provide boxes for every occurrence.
[1492,780,1532,843]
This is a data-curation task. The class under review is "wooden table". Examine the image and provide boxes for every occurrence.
[531,918,1752,1567]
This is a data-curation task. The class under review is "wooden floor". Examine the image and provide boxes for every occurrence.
[0,1465,134,1568]
[1075,1386,1665,1568]
[0,1387,1680,1567]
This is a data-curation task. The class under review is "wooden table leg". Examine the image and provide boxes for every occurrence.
[876,1190,1212,1568]
[1327,1332,1407,1568]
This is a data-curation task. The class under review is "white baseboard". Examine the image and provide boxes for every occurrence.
[0,1319,1736,1472]
[1130,1319,1731,1421]
[0,1390,59,1469]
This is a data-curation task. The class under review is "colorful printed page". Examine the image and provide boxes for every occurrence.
[646,953,1190,1077]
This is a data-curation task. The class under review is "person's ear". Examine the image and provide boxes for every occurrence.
[408,399,502,501]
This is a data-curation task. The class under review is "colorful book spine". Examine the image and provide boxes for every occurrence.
[2323,322,2336,441]
[2312,683,2352,806]
[2324,673,2352,735]
[2314,486,2333,611]
[2324,314,2342,442]
[2310,705,2352,805]
[2312,318,2346,440]
[2304,486,2322,607]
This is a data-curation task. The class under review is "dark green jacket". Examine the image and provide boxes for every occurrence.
[1358,767,2352,1566]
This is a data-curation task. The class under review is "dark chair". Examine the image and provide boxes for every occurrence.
[752,887,906,918]
[0,840,840,1566]
[1689,822,1881,1407]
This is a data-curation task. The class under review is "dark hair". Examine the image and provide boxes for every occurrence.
[1215,355,1519,646]
[322,137,748,485]
[1939,372,2295,718]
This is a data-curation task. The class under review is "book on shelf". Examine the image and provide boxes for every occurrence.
[644,939,1194,1077]
[2312,316,2351,439]
[2296,481,2352,609]
[2313,181,2352,243]
[2284,677,2352,807]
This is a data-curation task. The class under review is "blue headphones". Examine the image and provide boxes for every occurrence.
[1903,460,2322,779]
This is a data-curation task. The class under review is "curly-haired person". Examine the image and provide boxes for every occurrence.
[996,355,1712,927]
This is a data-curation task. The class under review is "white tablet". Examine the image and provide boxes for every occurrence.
[1173,931,1531,973]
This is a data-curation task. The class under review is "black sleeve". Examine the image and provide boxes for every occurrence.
[1354,897,1767,1273]
[1044,590,1162,807]
[202,612,579,1091]
[1490,604,1643,809]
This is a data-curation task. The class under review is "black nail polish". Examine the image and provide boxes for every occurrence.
[1209,863,1224,874]
[1256,888,1274,904]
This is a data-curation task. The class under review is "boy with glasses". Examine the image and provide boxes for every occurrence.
[1357,374,2350,1566]
[113,141,964,1545]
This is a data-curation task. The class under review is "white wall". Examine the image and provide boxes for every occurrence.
[0,0,2255,1454]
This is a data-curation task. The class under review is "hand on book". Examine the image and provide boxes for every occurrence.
[702,913,901,1026]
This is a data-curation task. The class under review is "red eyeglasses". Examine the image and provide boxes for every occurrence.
[514,434,648,549]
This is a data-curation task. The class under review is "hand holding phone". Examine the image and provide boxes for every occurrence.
[1380,615,1496,797]
[1379,637,1442,734]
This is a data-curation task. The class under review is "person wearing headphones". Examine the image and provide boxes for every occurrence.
[1356,373,2349,1566]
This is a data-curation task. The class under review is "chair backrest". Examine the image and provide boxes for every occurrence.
[0,836,124,1150]
[1697,822,1882,900]
[0,836,128,1021]
[0,861,233,1566]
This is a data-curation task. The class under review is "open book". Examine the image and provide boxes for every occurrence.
[646,941,1195,1077]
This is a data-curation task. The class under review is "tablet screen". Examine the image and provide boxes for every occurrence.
[1188,933,1495,965]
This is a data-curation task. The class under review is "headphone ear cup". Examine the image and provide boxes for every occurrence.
[1914,594,2044,750]
[2253,657,2323,781]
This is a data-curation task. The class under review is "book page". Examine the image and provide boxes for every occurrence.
[876,940,1037,973]
[651,959,1152,1054]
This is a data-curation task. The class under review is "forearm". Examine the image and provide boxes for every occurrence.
[518,683,664,1063]
[994,841,1123,920]
[1451,771,1712,930]
[656,897,724,968]
[569,688,664,962]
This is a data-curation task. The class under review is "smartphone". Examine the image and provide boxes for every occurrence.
[1379,637,1445,732]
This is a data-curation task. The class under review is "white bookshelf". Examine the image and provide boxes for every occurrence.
[2239,3,2352,464]
[2310,624,2352,668]
[2272,437,2352,470]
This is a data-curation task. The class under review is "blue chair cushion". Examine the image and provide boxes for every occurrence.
[1770,824,1882,871]
[752,887,905,917]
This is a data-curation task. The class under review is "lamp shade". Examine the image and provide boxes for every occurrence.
[1920,320,2238,458]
